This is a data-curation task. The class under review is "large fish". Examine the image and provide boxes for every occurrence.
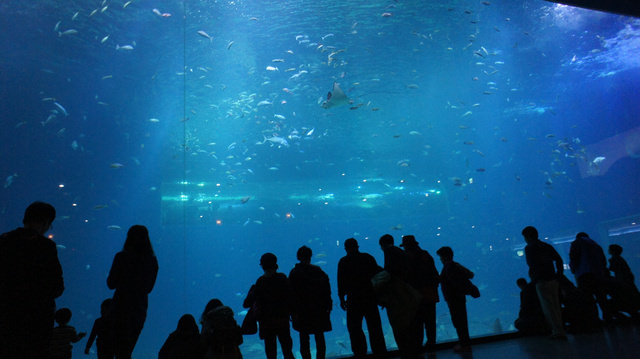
[321,82,351,109]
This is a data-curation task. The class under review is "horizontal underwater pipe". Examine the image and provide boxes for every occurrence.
[545,0,640,18]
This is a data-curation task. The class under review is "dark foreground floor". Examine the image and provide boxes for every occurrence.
[382,322,640,359]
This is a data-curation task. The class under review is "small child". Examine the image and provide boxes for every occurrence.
[84,298,116,358]
[49,307,87,359]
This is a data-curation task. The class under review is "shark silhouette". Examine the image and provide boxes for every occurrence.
[322,82,351,109]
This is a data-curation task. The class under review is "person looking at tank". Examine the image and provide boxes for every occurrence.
[289,246,332,359]
[107,225,159,359]
[49,307,87,359]
[400,235,440,353]
[337,238,387,359]
[521,226,567,340]
[85,298,116,358]
[0,201,64,359]
[569,232,612,321]
[159,314,201,359]
[243,253,295,359]
[436,246,474,353]
[200,298,243,359]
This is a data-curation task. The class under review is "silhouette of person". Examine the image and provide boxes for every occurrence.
[158,314,202,359]
[85,298,116,358]
[569,232,611,320]
[607,244,640,318]
[107,225,159,359]
[49,307,87,359]
[0,201,64,359]
[243,253,295,359]
[400,235,440,353]
[436,246,473,353]
[288,246,332,359]
[337,238,387,359]
[377,234,420,359]
[521,226,567,340]
[200,299,243,359]
[608,244,638,292]
[557,274,600,333]
[514,278,549,335]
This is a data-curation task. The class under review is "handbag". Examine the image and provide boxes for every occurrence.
[240,305,258,335]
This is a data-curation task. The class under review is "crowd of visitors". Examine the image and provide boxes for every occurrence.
[1,202,639,359]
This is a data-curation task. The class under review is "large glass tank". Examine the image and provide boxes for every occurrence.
[1,1,639,358]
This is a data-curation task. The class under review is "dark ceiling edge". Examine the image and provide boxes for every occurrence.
[545,0,640,18]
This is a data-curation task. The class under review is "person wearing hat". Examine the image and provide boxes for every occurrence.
[337,238,387,359]
[243,253,295,359]
[401,235,440,354]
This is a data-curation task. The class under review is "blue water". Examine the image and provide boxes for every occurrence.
[1,1,640,358]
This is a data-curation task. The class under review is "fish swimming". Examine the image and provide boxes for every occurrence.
[321,82,351,109]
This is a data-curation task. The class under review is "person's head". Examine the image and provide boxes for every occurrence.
[201,298,223,324]
[516,277,528,290]
[260,252,278,271]
[379,234,394,248]
[123,225,154,256]
[575,232,590,241]
[436,246,454,263]
[521,226,538,243]
[609,244,623,256]
[177,314,199,335]
[22,201,56,235]
[400,235,418,249]
[297,245,312,263]
[100,298,114,317]
[344,238,359,253]
[55,307,72,326]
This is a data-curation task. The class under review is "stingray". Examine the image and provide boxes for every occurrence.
[321,82,351,109]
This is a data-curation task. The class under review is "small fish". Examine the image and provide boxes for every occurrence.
[110,162,124,168]
[107,225,122,230]
[152,8,162,16]
[101,35,110,43]
[592,156,606,164]
[123,0,133,8]
[54,102,68,116]
[266,66,279,71]
[72,12,79,21]
[116,44,134,51]
[462,111,472,117]
[227,41,234,50]
[4,173,17,189]
[257,100,272,106]
[273,114,286,120]
[148,118,160,123]
[197,30,212,41]
[54,21,61,32]
[58,29,78,37]
[241,196,251,204]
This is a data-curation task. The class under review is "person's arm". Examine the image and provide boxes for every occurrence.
[48,240,65,298]
[337,259,347,310]
[106,252,123,290]
[84,320,98,354]
[552,248,564,276]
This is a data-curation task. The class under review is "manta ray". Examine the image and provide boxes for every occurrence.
[322,82,351,109]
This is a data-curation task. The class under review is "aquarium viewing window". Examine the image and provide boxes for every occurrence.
[1,1,639,358]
